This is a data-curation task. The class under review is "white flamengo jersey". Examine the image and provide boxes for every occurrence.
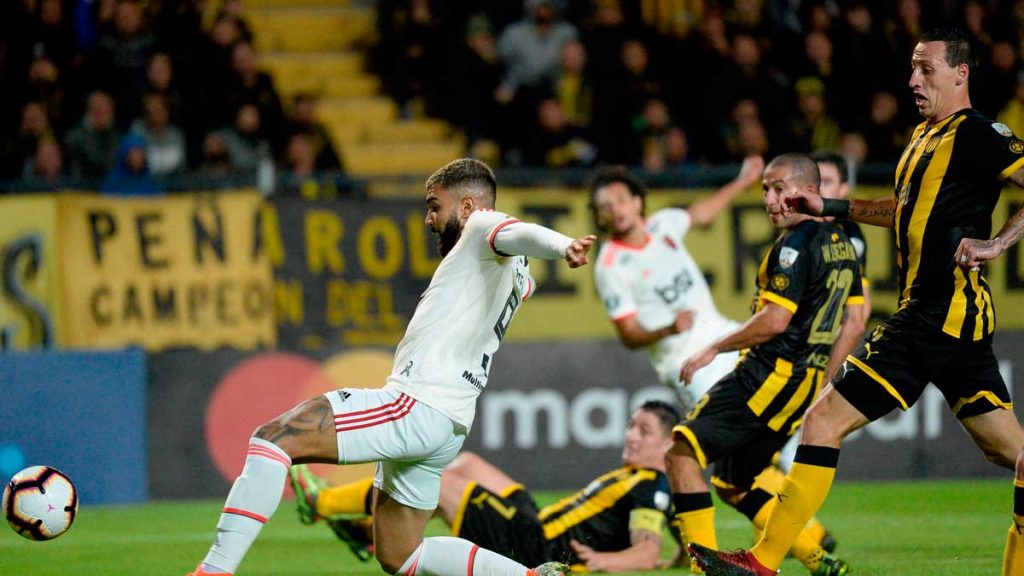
[387,209,549,429]
[595,208,737,394]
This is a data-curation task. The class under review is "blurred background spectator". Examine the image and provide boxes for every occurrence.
[1,0,1022,190]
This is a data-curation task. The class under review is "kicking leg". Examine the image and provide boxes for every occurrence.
[194,396,339,575]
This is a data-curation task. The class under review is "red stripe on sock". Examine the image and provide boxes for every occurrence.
[223,507,268,523]
[467,545,479,576]
[247,445,291,468]
[336,398,416,432]
[335,394,415,427]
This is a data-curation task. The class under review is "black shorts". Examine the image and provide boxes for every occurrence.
[673,371,792,491]
[454,483,549,566]
[834,314,1010,421]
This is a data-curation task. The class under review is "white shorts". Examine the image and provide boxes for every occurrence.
[325,385,466,510]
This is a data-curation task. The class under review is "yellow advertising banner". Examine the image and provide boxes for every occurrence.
[57,191,275,351]
[0,195,62,349]
[499,185,1024,341]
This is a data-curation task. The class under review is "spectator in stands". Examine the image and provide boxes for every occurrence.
[131,93,186,177]
[2,102,55,178]
[495,0,579,159]
[228,41,286,152]
[216,103,269,175]
[790,76,841,153]
[145,52,185,128]
[525,97,596,168]
[862,90,907,162]
[285,94,342,172]
[383,0,444,118]
[552,39,592,131]
[196,132,237,179]
[195,13,242,135]
[25,54,66,134]
[279,134,338,200]
[496,0,579,105]
[64,90,121,181]
[95,0,156,127]
[450,14,503,146]
[998,71,1024,140]
[31,0,76,80]
[839,132,869,165]
[976,39,1019,117]
[630,98,675,166]
[102,132,164,195]
[21,139,65,187]
[643,126,692,173]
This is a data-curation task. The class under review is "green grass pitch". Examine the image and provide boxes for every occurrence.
[0,478,1011,575]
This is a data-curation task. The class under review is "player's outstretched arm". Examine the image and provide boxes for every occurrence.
[783,193,897,228]
[955,167,1024,267]
[687,155,764,228]
[569,530,662,572]
[491,219,596,266]
[680,302,792,385]
[564,234,597,268]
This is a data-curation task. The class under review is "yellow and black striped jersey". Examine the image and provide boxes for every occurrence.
[538,466,671,556]
[893,109,1024,341]
[737,220,864,433]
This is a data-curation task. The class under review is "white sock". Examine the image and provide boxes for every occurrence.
[201,438,291,574]
[395,537,532,576]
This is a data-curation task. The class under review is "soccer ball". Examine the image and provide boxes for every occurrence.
[3,465,78,541]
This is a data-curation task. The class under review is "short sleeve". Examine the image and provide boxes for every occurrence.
[761,235,810,313]
[627,476,672,533]
[594,261,637,321]
[958,116,1024,181]
[653,207,693,239]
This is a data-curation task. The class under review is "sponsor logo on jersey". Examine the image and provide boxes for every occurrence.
[778,247,800,268]
[770,273,790,291]
[1011,139,1024,155]
[336,390,352,402]
[462,370,485,391]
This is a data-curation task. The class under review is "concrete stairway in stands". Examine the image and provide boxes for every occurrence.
[246,0,464,178]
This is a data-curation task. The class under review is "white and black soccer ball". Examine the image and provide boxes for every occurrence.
[3,465,78,541]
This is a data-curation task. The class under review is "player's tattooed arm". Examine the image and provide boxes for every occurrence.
[850,197,897,228]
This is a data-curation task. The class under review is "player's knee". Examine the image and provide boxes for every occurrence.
[1015,449,1024,480]
[979,442,1017,470]
[665,439,700,473]
[800,402,842,445]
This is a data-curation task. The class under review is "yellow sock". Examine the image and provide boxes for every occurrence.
[743,489,827,571]
[673,493,717,574]
[316,476,374,518]
[752,465,828,546]
[1003,479,1024,576]
[750,446,839,570]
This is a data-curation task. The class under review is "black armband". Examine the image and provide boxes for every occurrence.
[821,198,850,218]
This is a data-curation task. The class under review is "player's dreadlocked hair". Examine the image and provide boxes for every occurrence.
[921,28,978,77]
[638,400,682,434]
[426,158,498,203]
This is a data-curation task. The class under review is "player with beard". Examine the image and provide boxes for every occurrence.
[186,158,595,576]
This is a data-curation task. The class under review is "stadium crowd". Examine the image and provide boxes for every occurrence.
[2,0,1023,192]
